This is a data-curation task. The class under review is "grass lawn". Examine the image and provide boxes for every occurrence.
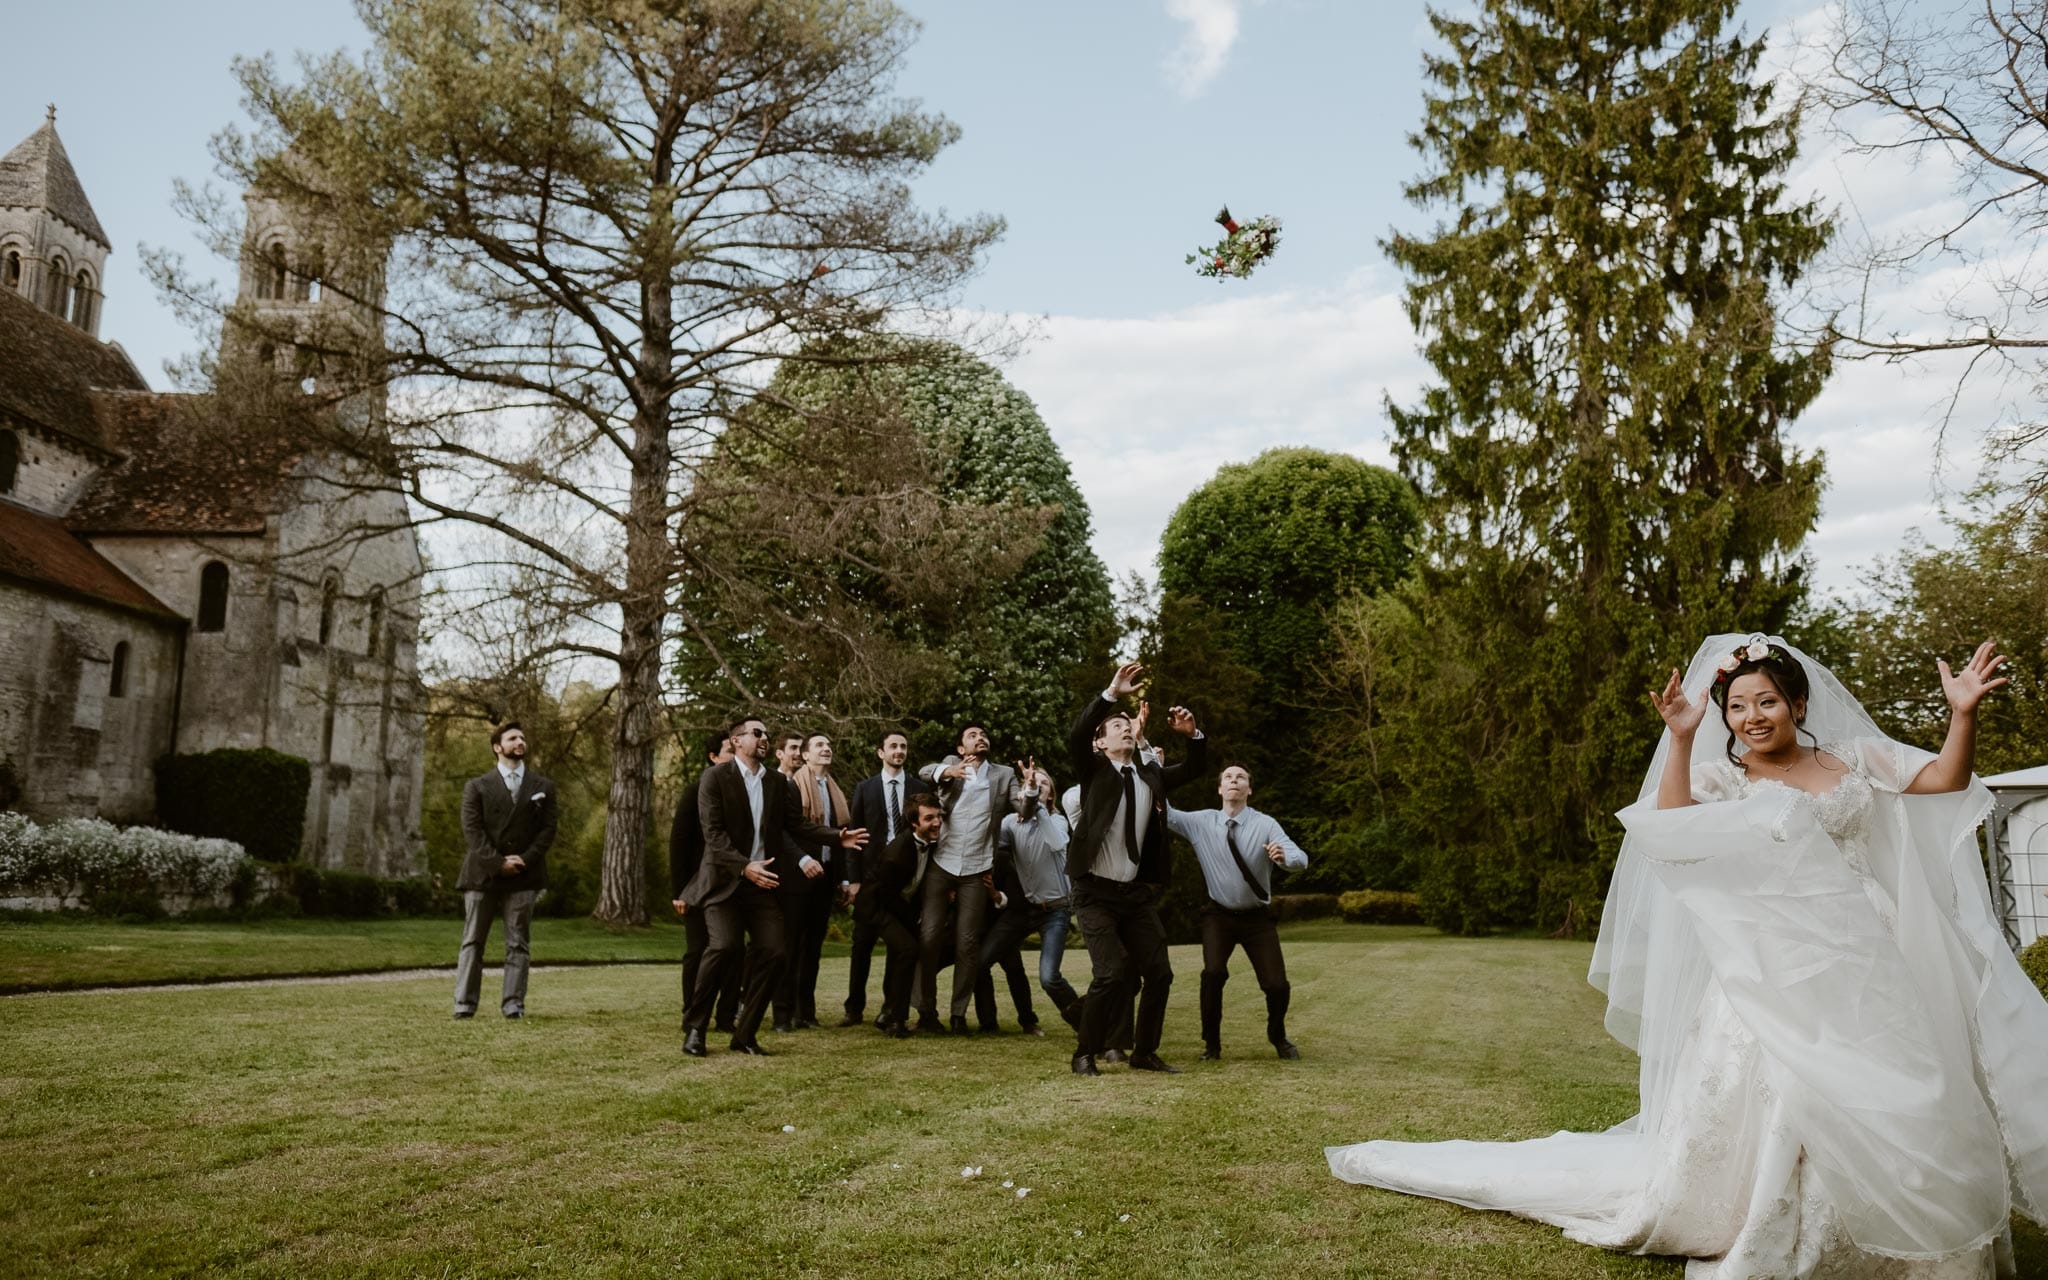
[3,923,2041,1279]
[0,914,688,993]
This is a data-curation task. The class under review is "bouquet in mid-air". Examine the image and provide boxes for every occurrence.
[1188,205,1281,280]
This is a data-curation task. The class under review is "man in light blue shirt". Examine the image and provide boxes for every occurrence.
[1166,764,1308,1060]
[973,764,1081,1034]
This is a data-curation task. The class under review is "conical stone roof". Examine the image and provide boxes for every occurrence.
[0,109,110,249]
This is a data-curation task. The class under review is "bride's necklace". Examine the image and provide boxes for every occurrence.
[1745,749,1799,774]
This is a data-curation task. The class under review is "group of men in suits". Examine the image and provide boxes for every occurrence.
[452,661,1313,1072]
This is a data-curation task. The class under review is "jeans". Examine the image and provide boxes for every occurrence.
[973,902,1080,1029]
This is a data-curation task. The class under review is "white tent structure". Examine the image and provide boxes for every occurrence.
[1984,764,2048,950]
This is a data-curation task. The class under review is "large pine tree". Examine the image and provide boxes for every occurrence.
[1375,0,1831,933]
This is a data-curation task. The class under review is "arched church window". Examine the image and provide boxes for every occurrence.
[262,242,288,301]
[109,642,129,698]
[0,429,17,495]
[366,586,385,661]
[318,572,341,646]
[3,249,20,290]
[45,254,67,313]
[71,269,93,329]
[197,562,230,633]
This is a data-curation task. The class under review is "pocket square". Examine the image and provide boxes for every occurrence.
[531,792,547,802]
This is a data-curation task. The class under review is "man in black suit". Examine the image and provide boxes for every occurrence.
[453,720,559,1019]
[840,729,934,1027]
[859,792,947,1035]
[1066,661,1207,1075]
[681,715,867,1057]
[669,729,742,1038]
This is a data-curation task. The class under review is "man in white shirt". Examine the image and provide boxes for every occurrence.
[916,721,1023,1034]
[841,730,935,1027]
[1167,765,1309,1059]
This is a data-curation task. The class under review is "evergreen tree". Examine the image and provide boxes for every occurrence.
[1367,0,1831,933]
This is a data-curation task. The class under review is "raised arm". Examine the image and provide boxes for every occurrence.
[1650,668,1709,809]
[1157,705,1210,790]
[1907,640,2009,794]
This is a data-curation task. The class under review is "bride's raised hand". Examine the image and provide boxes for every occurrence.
[1650,668,1708,740]
[1937,640,2010,716]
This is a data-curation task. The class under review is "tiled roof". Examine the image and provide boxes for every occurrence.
[0,115,110,248]
[0,286,147,453]
[0,498,179,619]
[65,392,303,535]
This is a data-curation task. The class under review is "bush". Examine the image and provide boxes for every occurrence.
[0,812,245,904]
[1269,893,1341,922]
[156,748,311,863]
[1339,889,1423,925]
[2022,937,2048,1000]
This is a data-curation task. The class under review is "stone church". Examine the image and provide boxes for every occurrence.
[0,109,424,877]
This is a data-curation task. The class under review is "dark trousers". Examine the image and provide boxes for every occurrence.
[1199,903,1291,1048]
[1074,876,1172,1058]
[918,866,990,1020]
[873,908,921,1024]
[774,883,833,1025]
[684,881,785,1041]
[845,901,881,1018]
[681,907,742,1032]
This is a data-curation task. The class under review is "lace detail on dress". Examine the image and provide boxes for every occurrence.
[1718,747,1892,930]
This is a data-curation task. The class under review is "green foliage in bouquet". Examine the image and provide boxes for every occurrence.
[1188,206,1281,279]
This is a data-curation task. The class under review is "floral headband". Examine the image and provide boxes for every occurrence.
[1712,634,1782,690]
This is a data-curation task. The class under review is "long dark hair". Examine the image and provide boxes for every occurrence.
[1708,643,1827,770]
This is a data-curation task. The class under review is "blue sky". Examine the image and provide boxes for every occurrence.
[2,0,1992,595]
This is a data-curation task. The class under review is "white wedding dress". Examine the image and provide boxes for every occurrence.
[1327,637,2048,1279]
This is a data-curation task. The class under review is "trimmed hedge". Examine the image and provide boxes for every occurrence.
[1339,889,1424,925]
[2022,937,2048,1000]
[1270,893,1341,922]
[156,748,311,863]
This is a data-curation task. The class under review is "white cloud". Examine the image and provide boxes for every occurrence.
[1162,0,1242,97]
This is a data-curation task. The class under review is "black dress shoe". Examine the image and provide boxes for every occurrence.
[503,1010,524,1020]
[1071,1053,1101,1076]
[795,1017,818,1030]
[950,1015,971,1036]
[683,1028,708,1057]
[978,1023,1001,1035]
[1200,1045,1222,1061]
[915,1016,944,1035]
[1128,1052,1181,1074]
[873,1014,890,1031]
[772,1020,796,1034]
[1273,1039,1302,1060]
[837,1012,867,1028]
[730,1039,773,1056]
[885,1020,913,1040]
[452,1010,475,1020]
[1021,1022,1045,1038]
[1100,1048,1128,1065]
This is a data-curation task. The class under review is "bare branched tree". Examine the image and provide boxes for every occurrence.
[1821,0,2048,504]
[151,0,1005,923]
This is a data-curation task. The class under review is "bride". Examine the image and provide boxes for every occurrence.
[1327,633,2048,1278]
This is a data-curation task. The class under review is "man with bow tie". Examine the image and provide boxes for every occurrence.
[858,792,946,1037]
[453,721,559,1020]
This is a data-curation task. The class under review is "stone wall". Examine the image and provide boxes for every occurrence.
[0,580,180,822]
[0,424,100,516]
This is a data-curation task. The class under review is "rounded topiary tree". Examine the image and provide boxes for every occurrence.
[1151,448,1418,815]
[679,339,1115,770]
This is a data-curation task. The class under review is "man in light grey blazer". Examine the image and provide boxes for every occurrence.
[454,720,558,1019]
[915,721,1024,1033]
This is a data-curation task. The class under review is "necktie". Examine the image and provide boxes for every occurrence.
[909,839,929,893]
[888,778,902,842]
[1121,766,1140,864]
[504,768,520,793]
[1225,817,1268,904]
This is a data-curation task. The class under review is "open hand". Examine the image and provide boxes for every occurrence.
[1650,669,1708,740]
[1165,705,1198,737]
[1938,640,2010,716]
[743,862,780,889]
[1133,701,1150,741]
[1110,660,1145,699]
[838,826,869,850]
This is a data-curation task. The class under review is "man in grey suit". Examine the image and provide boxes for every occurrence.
[916,721,1024,1034]
[454,720,559,1019]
